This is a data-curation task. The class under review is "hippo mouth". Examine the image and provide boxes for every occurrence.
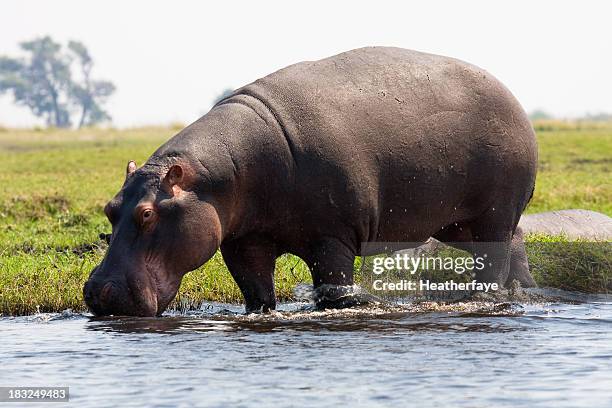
[83,279,120,316]
[83,272,161,317]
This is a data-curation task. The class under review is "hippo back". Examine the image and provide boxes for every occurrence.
[218,46,538,244]
[519,209,612,240]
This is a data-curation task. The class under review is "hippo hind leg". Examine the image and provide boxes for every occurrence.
[434,210,536,288]
[304,237,377,309]
[469,214,537,288]
[506,226,537,288]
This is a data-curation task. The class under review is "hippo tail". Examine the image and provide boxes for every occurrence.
[524,183,535,212]
[514,183,536,233]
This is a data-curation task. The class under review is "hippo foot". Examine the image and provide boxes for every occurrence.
[313,284,383,309]
[245,303,275,314]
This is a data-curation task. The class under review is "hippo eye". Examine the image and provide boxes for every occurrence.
[142,209,153,221]
[139,208,156,227]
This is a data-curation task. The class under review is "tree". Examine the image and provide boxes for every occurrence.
[68,41,115,128]
[529,109,552,121]
[0,37,72,127]
[0,36,115,128]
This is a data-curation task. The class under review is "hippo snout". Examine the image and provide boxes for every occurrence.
[83,268,159,317]
[83,278,119,316]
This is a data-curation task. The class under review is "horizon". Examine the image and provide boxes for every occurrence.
[1,0,611,127]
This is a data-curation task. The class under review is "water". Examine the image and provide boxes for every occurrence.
[1,290,611,408]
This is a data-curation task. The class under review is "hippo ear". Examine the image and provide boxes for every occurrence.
[163,163,196,196]
[165,164,183,185]
[163,164,185,195]
[126,160,137,177]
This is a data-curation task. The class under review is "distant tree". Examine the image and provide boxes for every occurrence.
[68,41,115,128]
[529,109,553,121]
[0,36,115,128]
[0,37,72,127]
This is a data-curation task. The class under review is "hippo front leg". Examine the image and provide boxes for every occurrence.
[221,235,277,313]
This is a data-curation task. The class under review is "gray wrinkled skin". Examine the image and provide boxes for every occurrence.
[519,209,612,240]
[85,47,538,316]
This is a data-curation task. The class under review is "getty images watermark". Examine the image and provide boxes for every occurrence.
[360,242,503,296]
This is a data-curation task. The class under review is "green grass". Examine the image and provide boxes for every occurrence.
[528,121,612,214]
[0,123,610,315]
[525,234,611,293]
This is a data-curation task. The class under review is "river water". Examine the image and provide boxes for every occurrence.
[1,289,611,407]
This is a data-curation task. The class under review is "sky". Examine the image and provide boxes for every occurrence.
[0,0,611,127]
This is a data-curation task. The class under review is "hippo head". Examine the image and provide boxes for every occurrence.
[84,159,223,316]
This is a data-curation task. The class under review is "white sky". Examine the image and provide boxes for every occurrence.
[1,0,611,127]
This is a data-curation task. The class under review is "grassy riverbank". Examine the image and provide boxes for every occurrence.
[0,122,610,315]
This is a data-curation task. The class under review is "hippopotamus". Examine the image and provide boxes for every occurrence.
[519,209,612,240]
[83,46,538,316]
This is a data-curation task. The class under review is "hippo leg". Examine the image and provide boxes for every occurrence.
[506,226,537,288]
[304,238,368,309]
[467,213,515,286]
[434,221,536,289]
[220,235,277,313]
[434,210,513,286]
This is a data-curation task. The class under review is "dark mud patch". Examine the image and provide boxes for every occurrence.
[14,241,105,256]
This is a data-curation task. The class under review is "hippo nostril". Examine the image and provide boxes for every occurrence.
[99,282,114,304]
